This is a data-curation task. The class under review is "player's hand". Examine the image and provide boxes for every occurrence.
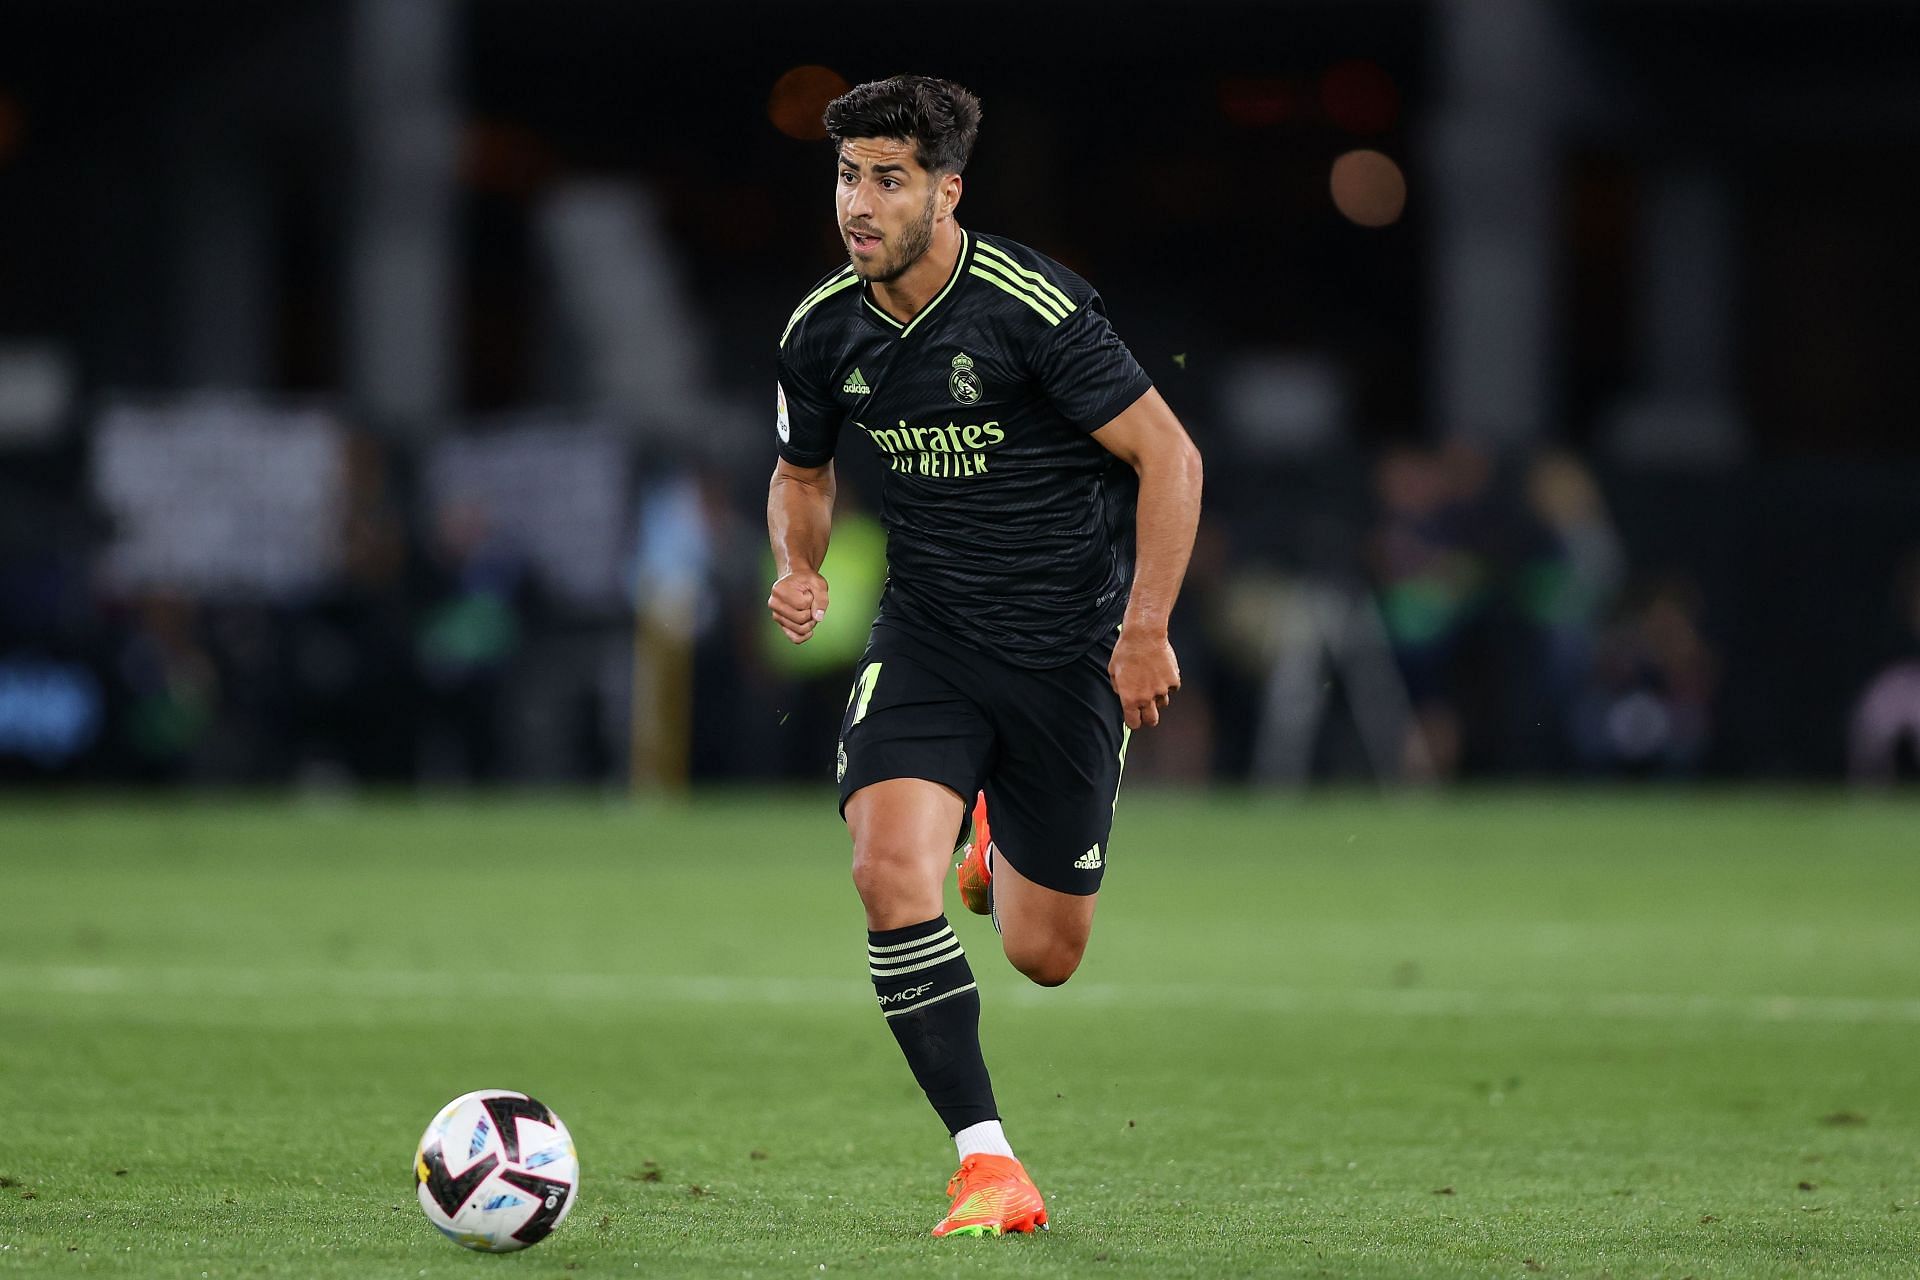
[1109,628,1180,730]
[768,570,830,644]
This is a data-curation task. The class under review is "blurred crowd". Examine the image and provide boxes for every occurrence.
[6,2,1918,790]
[7,399,1916,790]
[1144,438,1721,786]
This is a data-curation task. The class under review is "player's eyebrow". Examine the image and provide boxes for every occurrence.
[837,151,912,175]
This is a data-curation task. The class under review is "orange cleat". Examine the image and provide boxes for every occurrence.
[955,791,994,916]
[931,1153,1048,1238]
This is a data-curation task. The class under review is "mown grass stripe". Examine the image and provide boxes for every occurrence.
[19,964,1920,1026]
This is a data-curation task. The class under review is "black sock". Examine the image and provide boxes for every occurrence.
[868,915,999,1135]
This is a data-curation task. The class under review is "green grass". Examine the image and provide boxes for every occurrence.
[2,790,1919,1278]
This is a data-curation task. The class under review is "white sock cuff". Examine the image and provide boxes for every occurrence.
[953,1119,1015,1160]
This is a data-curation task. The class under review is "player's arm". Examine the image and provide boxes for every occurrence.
[1091,387,1204,729]
[767,457,836,644]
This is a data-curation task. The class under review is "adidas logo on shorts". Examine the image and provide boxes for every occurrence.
[1074,844,1103,870]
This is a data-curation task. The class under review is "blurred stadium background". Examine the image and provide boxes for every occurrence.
[2,0,1919,791]
[9,5,1920,1276]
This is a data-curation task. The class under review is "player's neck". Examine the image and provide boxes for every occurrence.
[868,219,963,325]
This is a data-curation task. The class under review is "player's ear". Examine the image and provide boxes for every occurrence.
[941,172,962,219]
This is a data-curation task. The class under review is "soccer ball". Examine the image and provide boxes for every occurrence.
[413,1089,579,1252]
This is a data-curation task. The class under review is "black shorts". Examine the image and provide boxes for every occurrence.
[835,620,1130,895]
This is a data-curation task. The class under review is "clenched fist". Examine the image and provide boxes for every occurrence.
[768,570,830,644]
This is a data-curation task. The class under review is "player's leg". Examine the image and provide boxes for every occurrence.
[980,642,1129,987]
[957,792,1098,983]
[835,640,1045,1236]
[847,777,965,929]
[990,854,1098,987]
[848,779,1000,1137]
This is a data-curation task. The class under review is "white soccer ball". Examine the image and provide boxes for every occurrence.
[413,1089,579,1252]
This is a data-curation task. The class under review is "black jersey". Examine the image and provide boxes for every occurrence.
[775,229,1153,667]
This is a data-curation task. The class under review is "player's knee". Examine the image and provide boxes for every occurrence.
[849,838,930,913]
[1005,935,1085,987]
[847,842,893,903]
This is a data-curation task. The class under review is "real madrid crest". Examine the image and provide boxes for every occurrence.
[949,352,983,405]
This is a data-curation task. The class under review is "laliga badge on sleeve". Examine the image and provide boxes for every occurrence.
[776,382,791,443]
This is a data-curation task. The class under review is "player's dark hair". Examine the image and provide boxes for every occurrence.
[824,75,982,176]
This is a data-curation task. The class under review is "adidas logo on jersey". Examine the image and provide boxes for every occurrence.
[1074,844,1103,870]
[841,368,872,395]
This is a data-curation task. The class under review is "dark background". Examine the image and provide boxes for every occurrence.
[2,0,1917,788]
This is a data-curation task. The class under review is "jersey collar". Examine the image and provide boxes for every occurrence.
[860,228,972,340]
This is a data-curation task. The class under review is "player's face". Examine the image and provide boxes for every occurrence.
[836,137,938,284]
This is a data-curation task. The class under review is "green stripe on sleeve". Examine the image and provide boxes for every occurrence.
[973,242,1075,314]
[968,259,1068,323]
[968,268,1064,324]
[780,272,858,347]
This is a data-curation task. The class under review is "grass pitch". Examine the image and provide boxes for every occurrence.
[2,791,1918,1278]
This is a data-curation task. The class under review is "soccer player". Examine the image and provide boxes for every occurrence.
[765,75,1202,1238]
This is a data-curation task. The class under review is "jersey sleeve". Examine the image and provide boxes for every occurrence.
[774,347,841,467]
[1030,292,1155,434]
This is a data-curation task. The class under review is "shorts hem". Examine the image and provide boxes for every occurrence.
[992,842,1106,896]
[837,767,976,820]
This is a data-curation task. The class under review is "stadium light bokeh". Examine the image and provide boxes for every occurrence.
[1330,148,1406,227]
[768,66,849,142]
